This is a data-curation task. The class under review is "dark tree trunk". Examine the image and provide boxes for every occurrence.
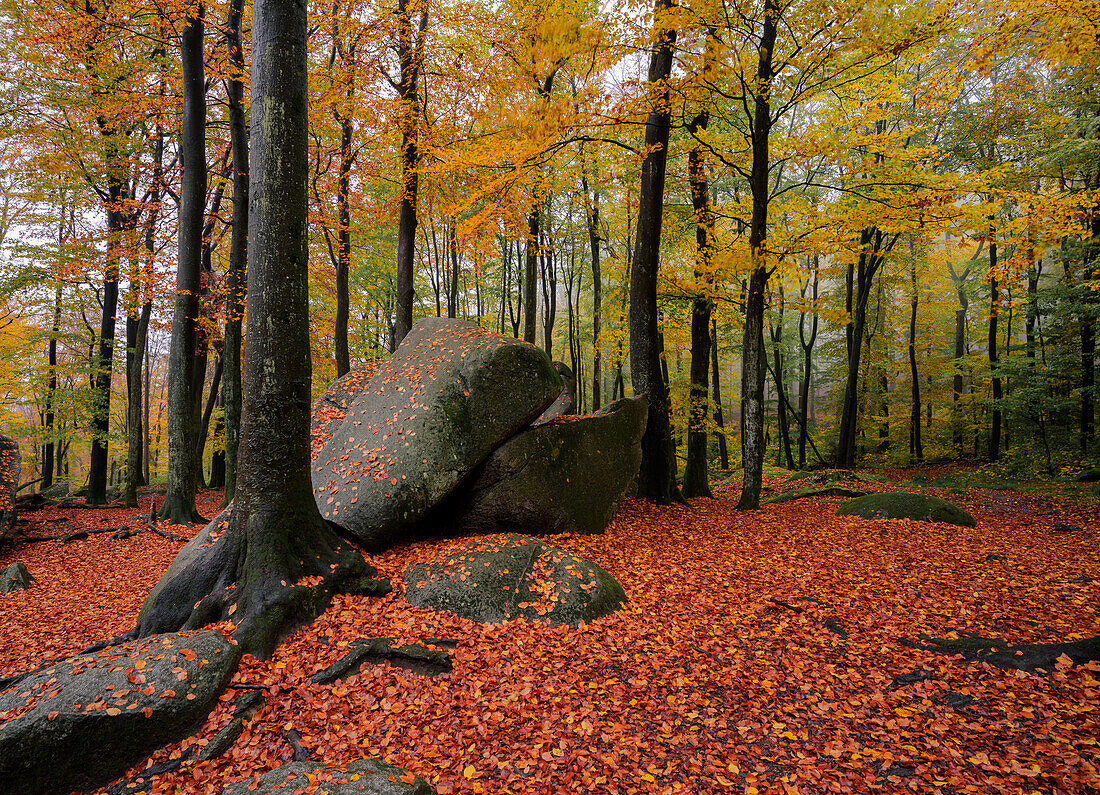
[87,178,123,505]
[1082,211,1098,453]
[124,301,151,507]
[394,0,425,346]
[137,0,370,659]
[949,261,972,454]
[43,282,62,490]
[448,222,460,318]
[581,154,601,411]
[161,10,207,524]
[524,209,538,344]
[683,114,713,498]
[836,227,896,468]
[736,0,777,510]
[711,318,729,469]
[908,259,923,462]
[628,0,679,504]
[333,74,353,377]
[770,289,794,469]
[988,226,1001,461]
[798,261,818,469]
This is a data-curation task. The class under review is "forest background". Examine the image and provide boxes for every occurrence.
[0,0,1097,506]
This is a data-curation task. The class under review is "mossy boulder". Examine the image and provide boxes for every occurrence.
[0,435,20,542]
[312,319,562,551]
[311,362,385,458]
[221,759,435,795]
[1,562,32,594]
[423,397,646,537]
[405,534,626,626]
[837,492,975,527]
[0,630,242,795]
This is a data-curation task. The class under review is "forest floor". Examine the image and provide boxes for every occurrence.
[1,468,1098,794]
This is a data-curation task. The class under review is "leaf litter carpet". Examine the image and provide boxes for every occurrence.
[0,486,1097,794]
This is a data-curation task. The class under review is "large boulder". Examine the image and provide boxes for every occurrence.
[0,435,20,542]
[0,630,242,795]
[423,397,646,537]
[1,562,32,594]
[837,492,975,527]
[312,318,562,551]
[534,361,577,425]
[311,362,385,458]
[405,534,626,626]
[222,759,434,795]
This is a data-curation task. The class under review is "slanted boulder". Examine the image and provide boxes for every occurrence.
[534,362,576,424]
[311,362,385,457]
[0,435,20,542]
[312,318,562,551]
[0,630,242,795]
[1,562,32,594]
[424,397,646,537]
[221,759,434,795]
[405,534,626,626]
[837,492,975,527]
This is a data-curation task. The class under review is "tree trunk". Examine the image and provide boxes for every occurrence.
[161,9,207,524]
[43,281,61,491]
[1082,211,1098,453]
[195,352,223,484]
[798,260,818,469]
[836,228,895,467]
[581,155,601,411]
[711,318,729,469]
[393,0,424,346]
[222,0,248,508]
[333,69,353,377]
[736,0,777,510]
[628,0,679,504]
[137,0,370,659]
[988,225,1001,461]
[683,112,713,498]
[124,301,152,507]
[908,258,923,462]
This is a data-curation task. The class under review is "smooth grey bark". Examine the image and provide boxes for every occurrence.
[161,10,207,524]
[628,0,680,504]
[137,0,369,659]
[222,0,247,509]
[711,318,729,469]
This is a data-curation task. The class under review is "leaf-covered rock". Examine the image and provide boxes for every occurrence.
[423,397,646,537]
[836,491,975,527]
[312,318,562,551]
[405,534,626,626]
[220,759,435,795]
[0,630,242,795]
[0,562,32,594]
[0,435,20,543]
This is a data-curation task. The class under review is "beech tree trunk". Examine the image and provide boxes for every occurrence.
[136,0,370,659]
[736,0,777,510]
[988,224,1001,461]
[908,259,923,462]
[161,10,207,524]
[711,318,729,470]
[43,282,61,490]
[222,0,248,508]
[394,0,425,346]
[629,0,679,504]
[798,262,818,469]
[683,112,714,498]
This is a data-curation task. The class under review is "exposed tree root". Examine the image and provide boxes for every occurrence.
[902,630,1100,673]
[135,505,388,660]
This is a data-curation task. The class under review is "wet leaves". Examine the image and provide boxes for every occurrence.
[1,481,1098,793]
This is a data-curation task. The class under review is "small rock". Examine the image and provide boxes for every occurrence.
[221,759,435,795]
[1051,523,1084,534]
[0,562,32,594]
[985,554,1007,562]
[406,534,626,626]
